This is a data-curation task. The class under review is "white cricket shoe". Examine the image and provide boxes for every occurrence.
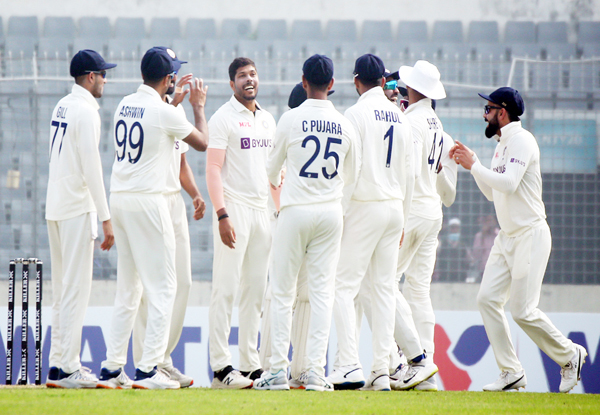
[97,367,133,389]
[52,367,98,389]
[389,364,408,384]
[483,370,527,391]
[394,356,438,390]
[413,376,438,391]
[288,376,304,390]
[559,344,587,393]
[253,370,290,390]
[132,368,180,390]
[161,366,193,388]
[327,364,365,390]
[359,369,391,391]
[211,369,253,389]
[299,370,334,392]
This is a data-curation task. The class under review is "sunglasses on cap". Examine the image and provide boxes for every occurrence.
[85,70,107,78]
[384,80,398,90]
[484,104,503,115]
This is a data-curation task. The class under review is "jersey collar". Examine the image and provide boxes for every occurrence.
[71,83,99,110]
[138,84,164,101]
[300,98,335,109]
[404,97,432,115]
[498,121,523,143]
[229,94,262,114]
[357,86,385,103]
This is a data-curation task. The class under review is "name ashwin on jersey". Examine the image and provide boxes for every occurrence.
[373,110,402,123]
[119,106,145,119]
[302,120,343,135]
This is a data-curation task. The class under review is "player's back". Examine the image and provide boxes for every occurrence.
[110,84,193,194]
[344,87,412,202]
[275,99,357,209]
[405,98,445,219]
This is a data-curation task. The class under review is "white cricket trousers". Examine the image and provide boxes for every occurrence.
[396,215,442,358]
[102,193,176,373]
[209,201,270,372]
[477,222,576,372]
[47,212,96,373]
[132,192,192,368]
[270,202,343,377]
[333,200,403,372]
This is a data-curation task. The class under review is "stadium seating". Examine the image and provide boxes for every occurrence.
[432,20,463,43]
[361,20,393,43]
[467,21,500,44]
[504,21,536,43]
[221,19,252,40]
[290,20,323,41]
[185,18,217,40]
[256,19,287,41]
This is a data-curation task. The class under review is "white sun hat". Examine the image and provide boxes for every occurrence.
[399,60,446,100]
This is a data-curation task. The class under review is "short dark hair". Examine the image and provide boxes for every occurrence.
[306,79,329,92]
[229,57,256,81]
[358,77,382,89]
[508,112,520,122]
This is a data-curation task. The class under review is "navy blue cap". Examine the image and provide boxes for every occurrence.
[384,69,399,80]
[303,54,334,85]
[288,82,334,109]
[141,47,187,80]
[478,87,524,117]
[353,54,385,81]
[70,49,116,77]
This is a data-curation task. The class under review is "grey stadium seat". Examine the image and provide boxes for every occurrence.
[185,18,217,40]
[325,20,357,42]
[544,43,578,60]
[432,21,463,43]
[149,17,181,43]
[362,20,393,43]
[221,19,252,40]
[256,19,287,40]
[537,21,568,44]
[504,21,536,43]
[577,21,600,45]
[509,43,541,59]
[114,17,146,39]
[290,20,323,41]
[78,17,111,39]
[4,36,37,59]
[397,21,428,43]
[73,37,107,56]
[43,16,76,39]
[172,38,203,61]
[8,16,38,38]
[468,21,499,44]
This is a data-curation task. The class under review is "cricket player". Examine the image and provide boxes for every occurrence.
[45,49,116,389]
[254,54,359,391]
[98,47,207,390]
[206,57,276,389]
[390,60,456,391]
[131,59,208,388]
[329,54,415,391]
[451,87,587,393]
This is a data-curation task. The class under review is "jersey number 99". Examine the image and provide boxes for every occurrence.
[115,120,144,164]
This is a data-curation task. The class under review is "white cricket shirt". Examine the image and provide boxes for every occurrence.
[344,87,414,215]
[46,84,110,222]
[267,99,359,209]
[208,95,276,210]
[110,84,194,194]
[164,102,190,194]
[404,98,446,220]
[471,121,547,236]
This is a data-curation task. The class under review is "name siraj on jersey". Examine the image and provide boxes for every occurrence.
[373,110,402,123]
[119,106,145,119]
[302,120,343,135]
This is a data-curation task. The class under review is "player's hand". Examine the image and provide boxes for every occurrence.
[171,74,193,107]
[189,77,208,108]
[193,196,206,220]
[453,140,476,170]
[399,229,405,249]
[219,217,236,249]
[100,220,115,251]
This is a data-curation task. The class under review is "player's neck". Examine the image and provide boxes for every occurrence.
[234,94,256,112]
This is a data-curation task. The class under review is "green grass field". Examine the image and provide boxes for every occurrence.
[0,388,598,415]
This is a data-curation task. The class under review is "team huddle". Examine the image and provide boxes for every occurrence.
[43,46,587,393]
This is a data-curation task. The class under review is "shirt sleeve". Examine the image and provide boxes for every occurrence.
[436,133,458,207]
[471,138,533,196]
[407,116,423,180]
[77,107,110,221]
[161,104,195,141]
[342,108,363,207]
[208,110,230,150]
[267,112,291,187]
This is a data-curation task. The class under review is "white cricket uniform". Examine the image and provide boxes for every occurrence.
[102,84,194,373]
[267,99,359,377]
[132,132,193,369]
[46,84,110,374]
[333,86,414,372]
[394,98,455,359]
[472,121,575,372]
[207,96,276,373]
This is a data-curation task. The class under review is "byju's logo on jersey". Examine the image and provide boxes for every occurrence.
[241,137,251,149]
